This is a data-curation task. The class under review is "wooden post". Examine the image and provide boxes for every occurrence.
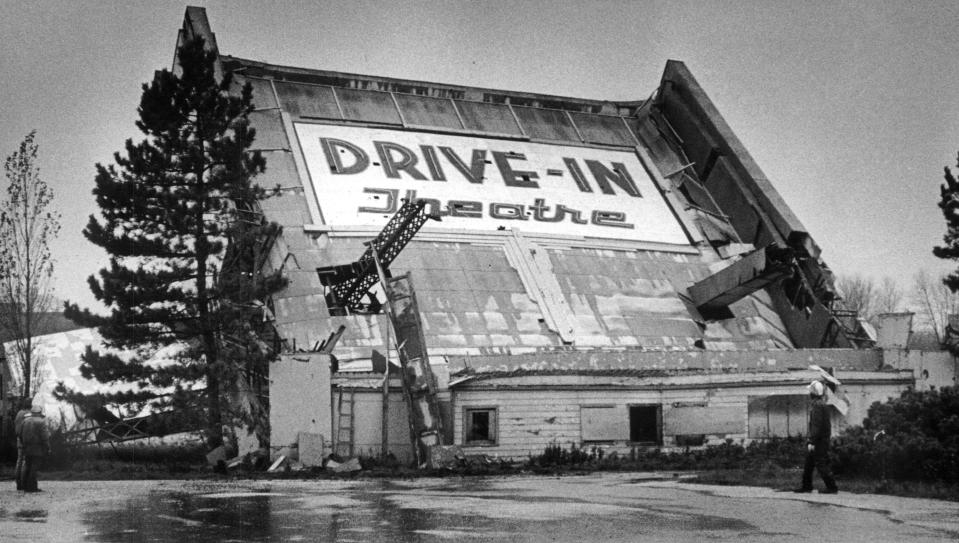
[381,323,390,459]
[369,244,419,466]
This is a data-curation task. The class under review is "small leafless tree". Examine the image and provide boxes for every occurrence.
[0,131,61,401]
[911,269,959,343]
[875,276,905,316]
[836,274,903,324]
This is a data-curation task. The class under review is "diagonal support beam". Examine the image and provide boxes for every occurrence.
[688,245,793,316]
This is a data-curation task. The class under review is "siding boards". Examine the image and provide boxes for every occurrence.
[664,405,742,435]
[454,387,752,459]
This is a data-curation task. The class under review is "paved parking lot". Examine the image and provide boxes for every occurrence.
[2,473,958,542]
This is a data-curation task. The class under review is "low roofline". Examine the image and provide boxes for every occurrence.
[446,348,885,376]
[450,368,913,389]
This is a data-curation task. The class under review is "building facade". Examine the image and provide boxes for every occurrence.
[173,8,955,464]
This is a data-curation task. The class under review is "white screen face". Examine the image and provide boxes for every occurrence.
[294,123,689,245]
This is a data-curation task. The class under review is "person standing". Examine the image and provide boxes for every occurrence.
[17,405,50,492]
[795,380,839,494]
[13,400,31,491]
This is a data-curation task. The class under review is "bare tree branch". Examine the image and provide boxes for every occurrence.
[836,274,903,324]
[0,130,62,401]
[911,270,959,343]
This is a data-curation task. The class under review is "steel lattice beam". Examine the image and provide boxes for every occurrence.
[317,199,436,312]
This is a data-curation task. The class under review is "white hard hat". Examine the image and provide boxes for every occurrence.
[807,381,825,396]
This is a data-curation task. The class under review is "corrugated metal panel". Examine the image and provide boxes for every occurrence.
[248,110,290,150]
[258,190,312,227]
[549,248,703,346]
[335,88,402,124]
[569,112,633,146]
[274,81,341,119]
[234,76,277,110]
[394,94,462,129]
[255,152,303,191]
[454,100,523,135]
[630,116,687,178]
[512,106,579,141]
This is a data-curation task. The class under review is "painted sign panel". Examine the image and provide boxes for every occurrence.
[294,123,689,244]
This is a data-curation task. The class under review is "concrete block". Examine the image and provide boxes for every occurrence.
[206,445,228,467]
[298,432,326,467]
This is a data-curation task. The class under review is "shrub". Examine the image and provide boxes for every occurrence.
[833,386,959,482]
[525,437,806,472]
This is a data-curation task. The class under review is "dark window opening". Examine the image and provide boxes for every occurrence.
[629,405,661,444]
[675,434,705,447]
[465,408,497,446]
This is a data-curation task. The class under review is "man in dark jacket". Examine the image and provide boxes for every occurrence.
[795,380,839,494]
[13,400,31,490]
[17,405,50,492]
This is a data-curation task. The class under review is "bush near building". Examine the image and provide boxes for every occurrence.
[832,386,959,483]
[526,438,807,473]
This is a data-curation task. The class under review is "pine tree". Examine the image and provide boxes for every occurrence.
[63,37,285,448]
[935,153,959,292]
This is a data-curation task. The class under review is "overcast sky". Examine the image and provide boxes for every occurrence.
[2,0,958,312]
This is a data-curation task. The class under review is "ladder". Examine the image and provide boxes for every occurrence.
[335,388,355,458]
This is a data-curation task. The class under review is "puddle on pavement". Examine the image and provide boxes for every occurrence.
[13,509,48,523]
[78,481,755,542]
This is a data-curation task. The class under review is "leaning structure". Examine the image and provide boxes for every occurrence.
[170,7,955,464]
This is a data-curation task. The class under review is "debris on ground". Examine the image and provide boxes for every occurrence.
[326,457,362,473]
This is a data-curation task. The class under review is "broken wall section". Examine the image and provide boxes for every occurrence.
[647,60,846,348]
[269,353,332,462]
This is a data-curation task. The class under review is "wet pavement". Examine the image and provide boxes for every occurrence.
[1,473,959,542]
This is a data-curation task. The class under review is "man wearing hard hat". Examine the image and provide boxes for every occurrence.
[794,380,839,494]
[17,404,51,492]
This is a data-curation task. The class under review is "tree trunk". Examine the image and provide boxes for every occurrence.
[205,360,223,449]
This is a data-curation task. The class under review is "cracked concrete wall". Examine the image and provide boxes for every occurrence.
[269,353,332,460]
